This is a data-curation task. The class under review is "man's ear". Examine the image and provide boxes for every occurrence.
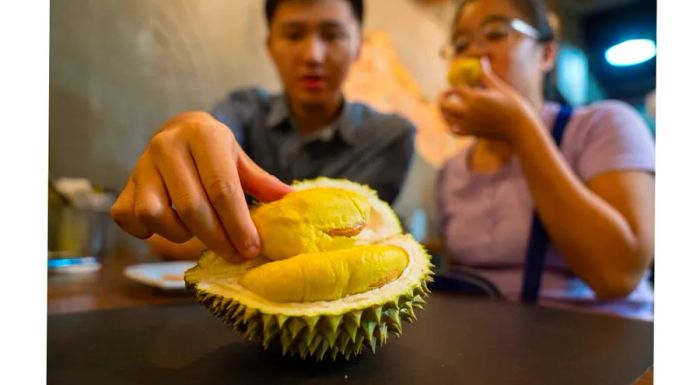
[265,34,272,56]
[353,37,363,61]
[541,41,558,73]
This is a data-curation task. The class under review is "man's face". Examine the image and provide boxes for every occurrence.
[267,0,361,108]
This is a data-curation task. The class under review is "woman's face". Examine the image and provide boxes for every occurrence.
[451,0,555,99]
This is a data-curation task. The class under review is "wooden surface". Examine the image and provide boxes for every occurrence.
[633,366,654,384]
[48,293,654,385]
[48,248,195,315]
[48,251,653,385]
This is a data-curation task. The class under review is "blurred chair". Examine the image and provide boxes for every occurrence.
[427,251,503,299]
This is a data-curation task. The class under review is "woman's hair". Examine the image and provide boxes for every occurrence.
[452,0,554,43]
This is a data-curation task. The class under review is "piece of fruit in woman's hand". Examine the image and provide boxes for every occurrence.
[447,58,483,87]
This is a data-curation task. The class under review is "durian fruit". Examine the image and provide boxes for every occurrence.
[185,178,433,361]
[447,57,483,87]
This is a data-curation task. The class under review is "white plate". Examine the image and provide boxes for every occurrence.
[123,261,196,290]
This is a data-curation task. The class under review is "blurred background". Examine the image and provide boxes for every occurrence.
[48,0,656,253]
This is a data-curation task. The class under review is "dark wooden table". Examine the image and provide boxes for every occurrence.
[48,247,196,315]
[48,291,653,385]
[48,247,653,384]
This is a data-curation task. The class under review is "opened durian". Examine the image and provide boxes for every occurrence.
[447,57,483,87]
[185,178,434,361]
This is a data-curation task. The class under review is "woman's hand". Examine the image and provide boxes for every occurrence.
[438,57,540,144]
[110,111,293,262]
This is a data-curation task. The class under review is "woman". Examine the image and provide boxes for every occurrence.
[435,0,655,320]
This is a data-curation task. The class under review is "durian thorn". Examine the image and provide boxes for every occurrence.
[369,307,382,324]
[289,318,306,340]
[348,310,363,327]
[303,315,320,331]
[368,336,378,354]
[324,314,343,334]
[353,334,365,355]
[242,307,259,323]
[232,305,246,319]
[276,314,289,328]
[338,332,351,352]
[344,322,359,343]
[308,334,323,355]
[362,320,377,340]
[302,329,315,348]
[330,347,340,361]
[378,324,389,344]
[321,327,339,347]
[316,341,330,362]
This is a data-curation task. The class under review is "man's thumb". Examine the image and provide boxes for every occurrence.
[237,150,293,202]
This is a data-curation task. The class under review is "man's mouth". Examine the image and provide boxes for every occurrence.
[299,75,326,91]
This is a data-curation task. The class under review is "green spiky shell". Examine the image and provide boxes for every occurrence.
[185,179,434,361]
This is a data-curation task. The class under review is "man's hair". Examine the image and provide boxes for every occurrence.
[264,0,364,26]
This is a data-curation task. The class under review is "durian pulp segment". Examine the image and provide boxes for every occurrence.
[187,234,430,318]
[240,245,409,303]
[447,57,483,87]
[251,188,372,261]
[293,178,403,242]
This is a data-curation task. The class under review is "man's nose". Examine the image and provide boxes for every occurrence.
[301,35,326,64]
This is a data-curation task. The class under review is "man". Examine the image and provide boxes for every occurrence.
[111,0,415,262]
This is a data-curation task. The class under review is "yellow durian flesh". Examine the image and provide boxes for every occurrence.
[251,188,371,261]
[240,245,409,303]
[447,57,483,87]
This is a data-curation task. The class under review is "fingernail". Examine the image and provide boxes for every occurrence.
[242,240,260,259]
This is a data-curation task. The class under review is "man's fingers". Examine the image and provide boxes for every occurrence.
[237,147,293,202]
[132,156,192,243]
[111,179,153,239]
[189,129,262,260]
[152,138,243,262]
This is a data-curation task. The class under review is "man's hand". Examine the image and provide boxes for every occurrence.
[111,111,293,262]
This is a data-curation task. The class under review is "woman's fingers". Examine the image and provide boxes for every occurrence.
[479,57,517,97]
[188,124,262,260]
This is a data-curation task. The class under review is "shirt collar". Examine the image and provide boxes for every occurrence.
[264,94,359,145]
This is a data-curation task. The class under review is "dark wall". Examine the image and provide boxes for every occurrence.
[581,0,656,102]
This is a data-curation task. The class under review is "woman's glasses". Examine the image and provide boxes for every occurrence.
[440,17,541,60]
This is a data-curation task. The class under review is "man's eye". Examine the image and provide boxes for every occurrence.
[321,30,347,41]
[284,32,304,41]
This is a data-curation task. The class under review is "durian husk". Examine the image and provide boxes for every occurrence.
[185,178,434,361]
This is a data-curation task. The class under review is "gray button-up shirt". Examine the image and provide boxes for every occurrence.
[211,88,415,204]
